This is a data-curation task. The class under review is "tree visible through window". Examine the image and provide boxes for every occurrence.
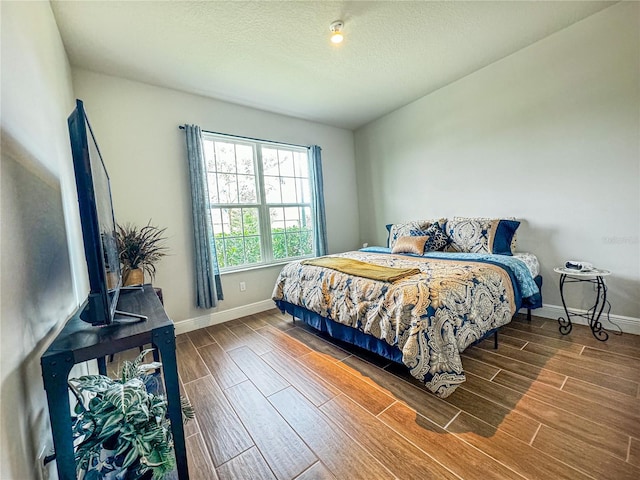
[202,134,314,270]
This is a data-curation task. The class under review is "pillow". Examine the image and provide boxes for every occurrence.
[453,216,518,253]
[386,219,442,249]
[445,217,520,255]
[488,220,520,255]
[454,216,518,252]
[391,236,428,255]
[422,222,448,252]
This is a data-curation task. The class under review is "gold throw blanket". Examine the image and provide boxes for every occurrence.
[302,256,420,282]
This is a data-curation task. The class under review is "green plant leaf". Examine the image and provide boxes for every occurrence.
[101,412,124,430]
[181,395,195,422]
[121,445,140,469]
[70,374,115,393]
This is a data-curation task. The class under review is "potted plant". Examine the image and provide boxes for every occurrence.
[69,349,194,480]
[116,221,168,286]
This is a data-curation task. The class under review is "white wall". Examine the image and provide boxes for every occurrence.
[355,2,640,320]
[1,2,85,479]
[72,70,359,325]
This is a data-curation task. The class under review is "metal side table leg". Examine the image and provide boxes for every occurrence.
[589,277,609,341]
[557,274,573,335]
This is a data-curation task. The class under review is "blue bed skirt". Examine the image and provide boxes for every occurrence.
[275,299,405,363]
[274,274,543,365]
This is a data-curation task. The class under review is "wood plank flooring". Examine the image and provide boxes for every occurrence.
[112,310,640,479]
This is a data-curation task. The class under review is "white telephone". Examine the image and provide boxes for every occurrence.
[565,260,594,272]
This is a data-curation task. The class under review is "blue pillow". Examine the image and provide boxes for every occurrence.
[488,220,520,256]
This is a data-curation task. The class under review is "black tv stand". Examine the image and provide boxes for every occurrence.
[40,285,188,480]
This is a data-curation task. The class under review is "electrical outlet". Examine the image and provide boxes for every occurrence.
[239,281,246,292]
[362,242,369,248]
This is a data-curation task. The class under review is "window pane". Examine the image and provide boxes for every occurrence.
[269,207,285,232]
[262,148,279,175]
[296,177,311,203]
[244,236,262,263]
[237,174,257,203]
[211,208,224,236]
[264,176,281,203]
[272,233,287,259]
[215,142,236,173]
[284,207,300,231]
[225,208,244,235]
[208,175,219,203]
[242,208,259,235]
[218,173,238,203]
[204,140,216,170]
[225,237,245,266]
[301,206,312,228]
[286,233,303,257]
[280,176,296,203]
[300,230,313,255]
[278,150,295,177]
[236,145,254,174]
[214,237,226,268]
[294,151,309,178]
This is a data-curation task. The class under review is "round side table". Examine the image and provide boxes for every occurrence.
[553,267,612,341]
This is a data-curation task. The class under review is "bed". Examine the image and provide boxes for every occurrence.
[273,245,542,398]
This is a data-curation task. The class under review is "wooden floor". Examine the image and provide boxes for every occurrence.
[115,310,640,479]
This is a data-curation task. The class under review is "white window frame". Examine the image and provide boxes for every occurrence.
[203,132,314,272]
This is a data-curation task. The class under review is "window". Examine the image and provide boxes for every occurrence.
[202,134,314,271]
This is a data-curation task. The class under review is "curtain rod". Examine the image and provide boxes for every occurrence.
[178,125,309,150]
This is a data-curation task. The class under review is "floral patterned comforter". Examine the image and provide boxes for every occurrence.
[273,251,526,397]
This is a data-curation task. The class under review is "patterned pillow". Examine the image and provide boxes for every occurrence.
[422,222,448,252]
[445,217,520,255]
[452,216,518,252]
[386,219,442,249]
[391,236,428,255]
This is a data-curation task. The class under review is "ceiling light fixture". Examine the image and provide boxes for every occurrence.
[330,20,344,44]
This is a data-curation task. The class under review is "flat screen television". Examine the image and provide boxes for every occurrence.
[68,99,123,326]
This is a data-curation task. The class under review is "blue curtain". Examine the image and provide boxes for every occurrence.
[309,145,328,257]
[184,125,223,308]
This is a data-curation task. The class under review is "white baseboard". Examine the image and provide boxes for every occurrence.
[175,299,275,335]
[520,304,640,335]
[174,299,639,336]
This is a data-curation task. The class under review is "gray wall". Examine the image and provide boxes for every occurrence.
[1,2,85,478]
[354,2,639,319]
[72,70,360,325]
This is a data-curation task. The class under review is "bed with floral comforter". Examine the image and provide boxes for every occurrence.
[273,249,540,398]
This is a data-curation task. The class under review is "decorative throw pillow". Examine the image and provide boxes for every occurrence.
[445,217,520,255]
[488,220,520,255]
[451,216,518,253]
[422,222,449,252]
[386,219,441,249]
[391,236,428,255]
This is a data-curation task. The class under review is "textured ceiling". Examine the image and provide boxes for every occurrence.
[51,1,616,130]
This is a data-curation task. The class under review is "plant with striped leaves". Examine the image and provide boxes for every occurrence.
[69,349,194,479]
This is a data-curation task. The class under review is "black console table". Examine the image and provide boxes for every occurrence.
[40,285,189,480]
